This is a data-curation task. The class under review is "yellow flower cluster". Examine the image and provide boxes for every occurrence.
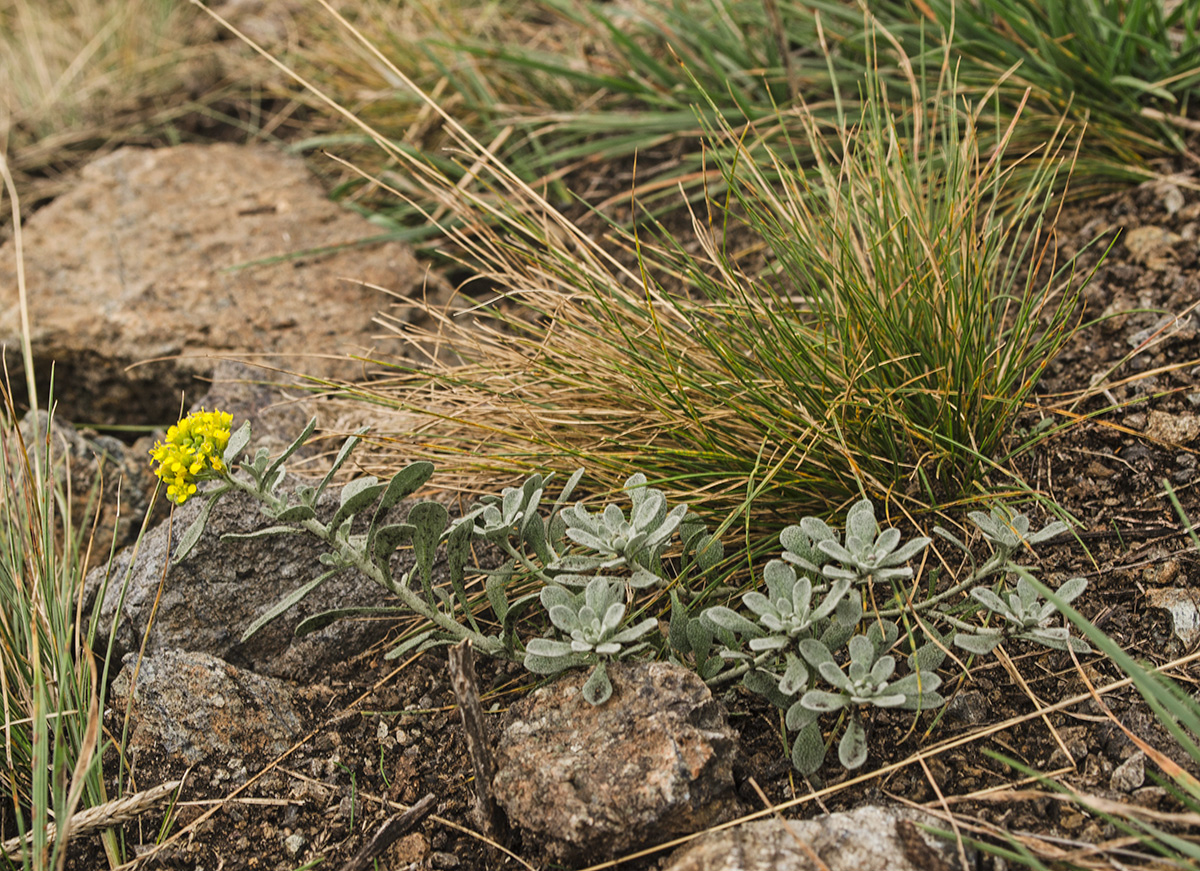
[150,409,234,505]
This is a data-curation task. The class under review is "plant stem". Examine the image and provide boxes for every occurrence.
[876,548,1014,618]
[224,473,509,659]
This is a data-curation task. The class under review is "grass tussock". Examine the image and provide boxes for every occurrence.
[4,0,1196,239]
[282,12,1092,543]
[0,395,116,869]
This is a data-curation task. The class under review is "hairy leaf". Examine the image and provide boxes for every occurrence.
[582,661,613,705]
[838,716,868,769]
[791,720,827,775]
[240,568,347,642]
[222,525,305,542]
[409,501,450,601]
[223,420,252,468]
[263,416,316,487]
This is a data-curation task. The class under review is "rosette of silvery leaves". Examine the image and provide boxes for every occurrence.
[798,619,946,769]
[549,472,688,589]
[969,504,1067,553]
[702,554,864,773]
[783,498,930,585]
[937,505,1089,654]
[954,574,1090,654]
[697,499,939,774]
[523,576,658,704]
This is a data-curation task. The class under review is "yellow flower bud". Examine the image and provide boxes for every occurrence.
[149,408,235,505]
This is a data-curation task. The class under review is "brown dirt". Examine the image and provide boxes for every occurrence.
[18,164,1200,870]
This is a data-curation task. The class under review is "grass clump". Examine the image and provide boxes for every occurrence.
[329,22,1090,538]
[307,0,1200,239]
[0,397,114,869]
[877,0,1200,192]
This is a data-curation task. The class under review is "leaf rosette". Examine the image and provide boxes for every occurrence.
[798,621,946,770]
[955,576,1089,654]
[523,576,658,704]
[551,473,687,588]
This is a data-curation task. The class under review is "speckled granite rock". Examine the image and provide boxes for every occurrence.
[110,648,304,771]
[0,142,444,425]
[662,806,963,871]
[492,661,745,866]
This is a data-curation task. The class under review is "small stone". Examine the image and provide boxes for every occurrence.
[1144,411,1200,445]
[492,661,744,866]
[1059,809,1086,832]
[1146,589,1200,647]
[430,852,461,869]
[1110,751,1146,792]
[1152,180,1185,215]
[283,834,306,857]
[1132,786,1167,809]
[1123,412,1147,431]
[1128,313,1196,349]
[385,832,429,866]
[1123,225,1182,269]
[1156,559,1183,586]
[663,807,963,871]
[945,691,988,726]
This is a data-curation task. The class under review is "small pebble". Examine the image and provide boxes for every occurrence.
[284,833,306,857]
[1110,751,1146,792]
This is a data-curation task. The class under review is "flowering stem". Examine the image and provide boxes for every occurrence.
[222,472,510,659]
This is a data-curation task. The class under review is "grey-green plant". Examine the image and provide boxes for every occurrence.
[523,577,659,704]
[799,621,946,769]
[552,473,690,588]
[931,485,1200,870]
[953,576,1090,654]
[170,417,722,675]
[671,498,1091,774]
[696,557,863,772]
[171,415,1099,779]
[688,500,944,773]
[933,506,1090,655]
[783,499,931,585]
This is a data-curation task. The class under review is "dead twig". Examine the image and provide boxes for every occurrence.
[448,638,508,844]
[338,793,437,871]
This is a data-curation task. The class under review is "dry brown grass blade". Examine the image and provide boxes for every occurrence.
[993,645,1075,768]
[893,795,1178,871]
[745,776,832,871]
[1069,641,1200,799]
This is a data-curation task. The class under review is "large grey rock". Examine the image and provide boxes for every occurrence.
[492,661,745,866]
[110,648,304,769]
[85,475,445,682]
[663,806,961,871]
[0,142,444,426]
